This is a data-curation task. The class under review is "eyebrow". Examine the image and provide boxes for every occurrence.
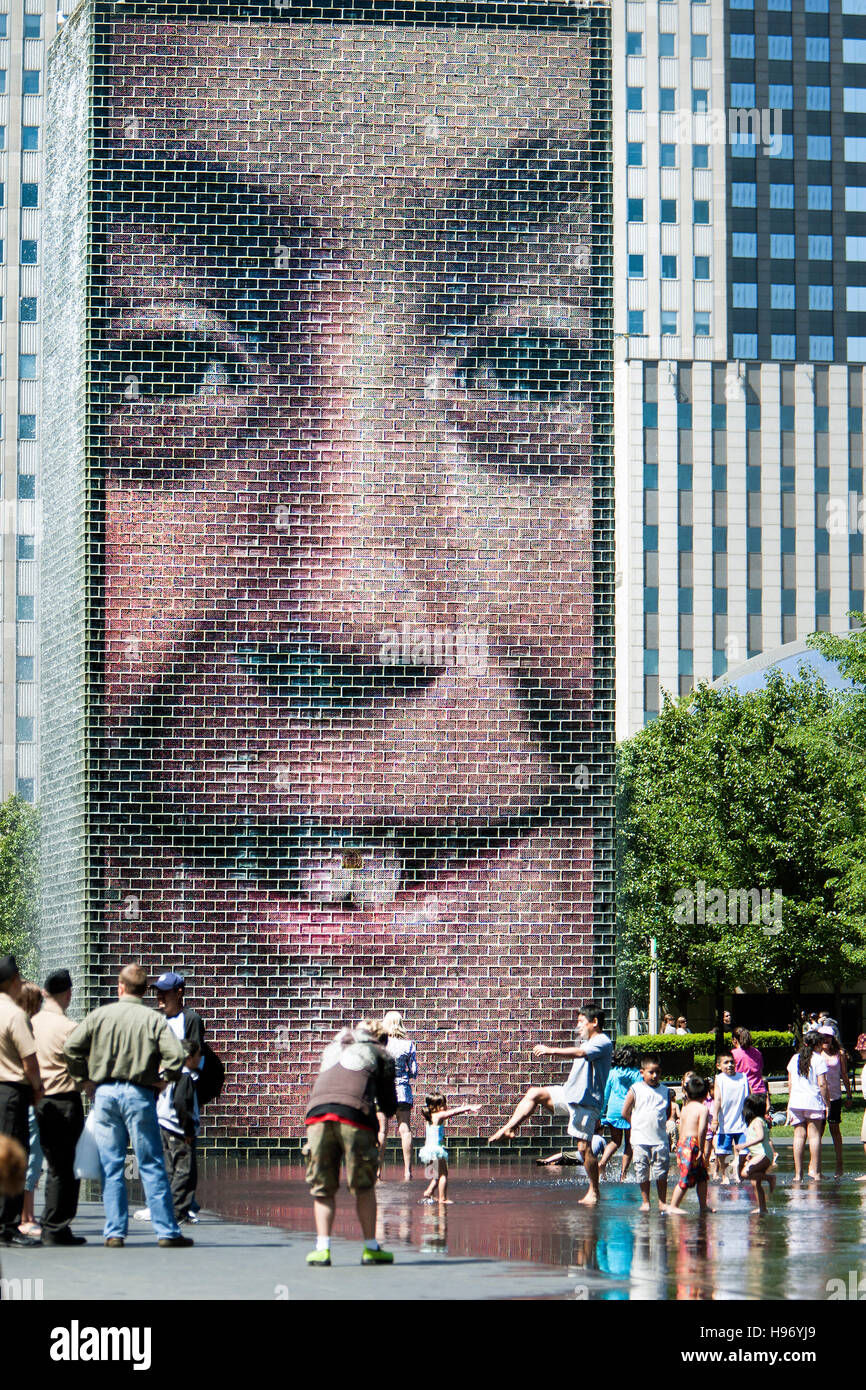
[97,138,593,332]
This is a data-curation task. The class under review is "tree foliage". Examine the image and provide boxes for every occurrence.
[617,672,866,1006]
[0,796,40,979]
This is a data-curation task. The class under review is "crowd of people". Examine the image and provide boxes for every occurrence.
[0,954,211,1250]
[2,964,866,1270]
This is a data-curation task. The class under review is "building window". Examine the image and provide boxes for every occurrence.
[806,0,828,10]
[808,235,833,259]
[661,310,678,335]
[768,35,792,60]
[17,536,34,561]
[847,237,866,260]
[733,333,758,358]
[627,87,643,111]
[772,334,797,359]
[733,233,758,257]
[808,185,832,210]
[20,241,37,265]
[769,85,794,109]
[17,475,35,500]
[770,135,795,159]
[770,183,794,209]
[627,142,643,166]
[629,309,645,335]
[694,256,710,278]
[843,39,866,63]
[19,355,36,379]
[845,89,866,114]
[692,145,709,168]
[694,312,711,336]
[19,298,37,322]
[0,74,7,97]
[628,254,644,277]
[18,415,36,441]
[23,15,41,37]
[628,198,644,221]
[810,336,834,361]
[848,338,866,362]
[660,88,676,112]
[693,200,709,224]
[691,35,708,58]
[732,183,757,207]
[768,0,791,9]
[771,234,796,258]
[692,90,709,112]
[811,284,833,310]
[733,282,758,307]
[643,403,658,428]
[731,135,758,158]
[845,138,866,162]
[771,283,795,308]
[661,255,677,278]
[659,33,675,56]
[20,127,38,152]
[661,199,677,223]
[0,17,6,36]
[17,656,34,680]
[847,188,866,211]
[16,597,34,621]
[731,84,756,107]
[730,33,754,58]
[21,72,40,96]
[20,184,37,209]
[807,36,830,62]
[847,286,866,310]
[660,143,677,167]
[16,717,34,743]
[626,31,643,54]
[807,87,831,111]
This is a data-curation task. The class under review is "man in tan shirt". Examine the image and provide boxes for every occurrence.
[0,954,43,1247]
[33,969,86,1246]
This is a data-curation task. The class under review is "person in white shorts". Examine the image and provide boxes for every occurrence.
[488,1003,613,1205]
[621,1055,671,1210]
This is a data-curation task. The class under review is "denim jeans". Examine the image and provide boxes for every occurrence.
[92,1083,181,1240]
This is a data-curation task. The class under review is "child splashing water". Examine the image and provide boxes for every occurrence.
[419,1094,481,1204]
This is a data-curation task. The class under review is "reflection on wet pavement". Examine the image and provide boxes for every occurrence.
[198,1152,866,1300]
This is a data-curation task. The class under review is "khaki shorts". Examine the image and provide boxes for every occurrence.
[303,1120,379,1198]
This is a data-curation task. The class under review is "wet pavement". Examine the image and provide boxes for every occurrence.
[197,1143,866,1300]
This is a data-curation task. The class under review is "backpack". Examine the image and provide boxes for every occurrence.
[196,1041,226,1107]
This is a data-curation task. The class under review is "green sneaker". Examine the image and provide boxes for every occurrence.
[306,1248,331,1267]
[361,1247,394,1266]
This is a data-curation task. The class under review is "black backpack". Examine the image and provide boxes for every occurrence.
[196,1041,226,1107]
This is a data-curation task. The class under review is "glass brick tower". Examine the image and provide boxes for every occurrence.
[615,0,866,736]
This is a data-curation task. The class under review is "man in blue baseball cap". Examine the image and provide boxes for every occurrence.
[134,971,205,1226]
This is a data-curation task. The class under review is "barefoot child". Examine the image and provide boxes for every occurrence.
[667,1074,710,1215]
[419,1094,481,1203]
[621,1056,671,1211]
[738,1094,777,1214]
[713,1052,749,1185]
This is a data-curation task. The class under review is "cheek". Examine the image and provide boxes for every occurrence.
[461,474,594,696]
[103,482,219,710]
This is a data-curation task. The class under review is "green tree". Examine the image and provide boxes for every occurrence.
[0,796,40,979]
[617,673,866,1031]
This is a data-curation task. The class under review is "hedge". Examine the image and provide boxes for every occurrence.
[617,1031,796,1082]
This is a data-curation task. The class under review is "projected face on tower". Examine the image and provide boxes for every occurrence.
[98,19,604,1130]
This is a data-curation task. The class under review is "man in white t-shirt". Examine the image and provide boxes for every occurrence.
[488,1002,613,1204]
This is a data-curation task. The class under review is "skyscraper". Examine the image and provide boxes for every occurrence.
[615,0,866,737]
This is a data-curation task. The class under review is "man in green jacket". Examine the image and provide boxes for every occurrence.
[64,963,193,1248]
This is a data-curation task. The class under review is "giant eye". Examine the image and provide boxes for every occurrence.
[453,332,593,403]
[107,335,250,401]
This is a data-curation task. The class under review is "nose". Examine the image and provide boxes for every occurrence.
[227,261,471,672]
